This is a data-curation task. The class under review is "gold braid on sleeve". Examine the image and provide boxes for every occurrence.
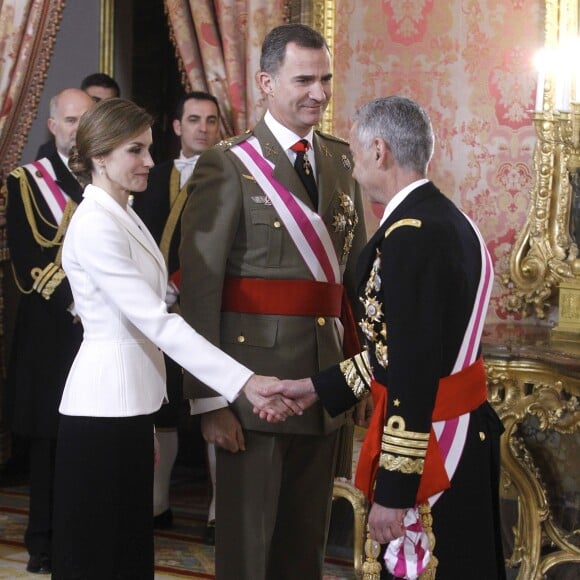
[379,415,429,475]
[339,350,372,399]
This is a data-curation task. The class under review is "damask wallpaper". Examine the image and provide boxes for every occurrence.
[330,0,544,322]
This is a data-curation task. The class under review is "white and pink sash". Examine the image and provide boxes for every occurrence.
[231,138,340,284]
[23,159,69,225]
[384,214,494,579]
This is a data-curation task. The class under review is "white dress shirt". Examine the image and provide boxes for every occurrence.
[174,151,200,188]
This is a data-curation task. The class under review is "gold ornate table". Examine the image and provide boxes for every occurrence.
[483,323,580,579]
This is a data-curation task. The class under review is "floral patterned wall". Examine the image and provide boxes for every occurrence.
[330,0,544,322]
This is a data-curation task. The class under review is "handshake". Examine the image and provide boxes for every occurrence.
[242,374,318,423]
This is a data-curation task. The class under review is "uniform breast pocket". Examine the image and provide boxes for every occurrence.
[221,313,278,348]
[249,208,283,267]
[221,313,280,372]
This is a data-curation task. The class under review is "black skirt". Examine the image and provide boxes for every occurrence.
[52,413,154,579]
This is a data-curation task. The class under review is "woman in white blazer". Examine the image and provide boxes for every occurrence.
[52,98,297,579]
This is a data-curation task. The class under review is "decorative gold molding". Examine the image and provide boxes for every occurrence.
[99,0,115,76]
[503,1,580,318]
[311,0,335,134]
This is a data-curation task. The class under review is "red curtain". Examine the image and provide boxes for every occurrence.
[0,0,65,183]
[164,0,288,136]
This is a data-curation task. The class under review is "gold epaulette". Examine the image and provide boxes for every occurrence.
[384,218,422,239]
[31,262,67,300]
[339,350,372,399]
[217,129,253,151]
[315,129,349,146]
[9,166,77,249]
[379,415,429,475]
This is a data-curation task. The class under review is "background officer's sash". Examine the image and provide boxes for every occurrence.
[232,138,340,283]
[23,159,69,225]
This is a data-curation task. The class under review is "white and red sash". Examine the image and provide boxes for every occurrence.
[23,159,69,225]
[384,214,494,579]
[231,138,340,284]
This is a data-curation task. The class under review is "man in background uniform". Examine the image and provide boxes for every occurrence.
[4,87,94,574]
[36,73,119,160]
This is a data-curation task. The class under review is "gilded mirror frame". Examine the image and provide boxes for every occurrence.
[505,0,580,319]
[100,0,115,76]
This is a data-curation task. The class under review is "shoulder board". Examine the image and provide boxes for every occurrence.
[9,165,27,179]
[384,218,422,239]
[314,130,349,146]
[217,129,254,151]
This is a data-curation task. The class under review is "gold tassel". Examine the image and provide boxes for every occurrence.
[418,502,438,579]
[362,530,382,580]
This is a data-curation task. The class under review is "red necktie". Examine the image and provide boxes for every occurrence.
[290,139,318,208]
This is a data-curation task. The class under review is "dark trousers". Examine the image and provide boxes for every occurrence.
[25,437,56,555]
[215,430,339,580]
[52,414,154,580]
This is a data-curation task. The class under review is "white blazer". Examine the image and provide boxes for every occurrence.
[60,184,253,417]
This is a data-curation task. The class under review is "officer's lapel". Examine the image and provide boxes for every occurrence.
[313,133,338,217]
[253,120,316,211]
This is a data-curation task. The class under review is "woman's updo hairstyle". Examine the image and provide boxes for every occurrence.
[69,98,154,186]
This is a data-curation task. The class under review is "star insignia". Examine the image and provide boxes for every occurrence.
[364,296,383,323]
[264,143,278,158]
[393,399,400,407]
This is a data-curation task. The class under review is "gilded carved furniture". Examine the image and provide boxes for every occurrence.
[483,323,580,579]
[334,325,580,580]
[332,425,368,579]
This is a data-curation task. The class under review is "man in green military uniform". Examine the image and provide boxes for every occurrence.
[179,23,367,580]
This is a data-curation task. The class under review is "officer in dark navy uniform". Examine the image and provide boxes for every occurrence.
[4,87,94,575]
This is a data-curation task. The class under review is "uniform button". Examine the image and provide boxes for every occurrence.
[479,432,486,441]
[317,317,326,326]
[273,220,281,228]
[237,335,245,343]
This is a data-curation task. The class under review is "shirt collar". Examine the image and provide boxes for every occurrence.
[380,178,430,226]
[264,110,314,152]
[176,151,200,164]
[58,151,69,170]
